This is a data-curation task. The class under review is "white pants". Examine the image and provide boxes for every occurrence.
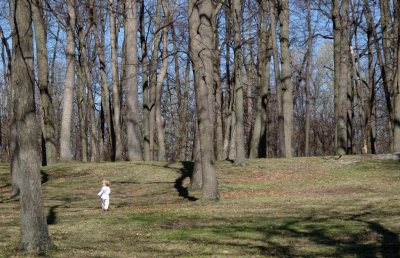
[101,198,109,210]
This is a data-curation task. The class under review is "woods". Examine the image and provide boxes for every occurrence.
[0,0,400,253]
[1,0,399,164]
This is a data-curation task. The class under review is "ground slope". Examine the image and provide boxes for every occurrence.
[0,155,399,257]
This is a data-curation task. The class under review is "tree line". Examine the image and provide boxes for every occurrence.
[1,0,400,251]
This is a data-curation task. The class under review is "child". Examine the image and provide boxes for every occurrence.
[98,180,111,211]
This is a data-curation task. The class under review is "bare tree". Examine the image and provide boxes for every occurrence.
[124,0,143,160]
[109,0,123,160]
[31,0,57,165]
[232,0,246,165]
[13,0,53,251]
[60,0,76,161]
[188,0,219,200]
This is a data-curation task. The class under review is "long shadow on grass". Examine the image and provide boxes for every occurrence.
[151,213,399,256]
[173,162,198,201]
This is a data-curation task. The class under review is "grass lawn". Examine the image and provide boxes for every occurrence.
[0,155,399,257]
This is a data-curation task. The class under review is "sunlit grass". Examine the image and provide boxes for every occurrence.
[0,155,399,257]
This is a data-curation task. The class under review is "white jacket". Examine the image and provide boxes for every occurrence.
[98,186,111,199]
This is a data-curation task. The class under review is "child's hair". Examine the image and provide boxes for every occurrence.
[103,180,110,186]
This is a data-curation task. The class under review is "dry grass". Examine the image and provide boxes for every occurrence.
[0,155,399,257]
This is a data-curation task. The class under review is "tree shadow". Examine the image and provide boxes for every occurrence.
[168,213,399,256]
[173,162,198,201]
[41,170,49,184]
[47,205,60,225]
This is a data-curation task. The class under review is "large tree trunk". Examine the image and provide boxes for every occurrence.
[279,0,294,158]
[250,0,270,159]
[31,0,57,165]
[60,0,76,161]
[188,0,219,200]
[109,0,123,160]
[14,0,53,251]
[125,0,143,161]
[232,0,246,165]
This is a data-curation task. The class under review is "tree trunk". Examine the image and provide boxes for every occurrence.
[250,0,270,159]
[93,2,112,161]
[336,0,350,155]
[148,0,162,160]
[232,0,246,165]
[154,2,169,161]
[14,0,53,251]
[140,0,151,161]
[332,0,341,153]
[279,0,294,158]
[76,64,88,161]
[380,0,394,151]
[31,0,57,165]
[304,0,311,156]
[393,7,400,152]
[213,8,224,161]
[109,0,123,160]
[269,0,284,157]
[60,0,76,161]
[368,27,377,154]
[125,0,143,161]
[222,6,232,160]
[77,15,98,162]
[190,126,202,189]
[188,0,219,200]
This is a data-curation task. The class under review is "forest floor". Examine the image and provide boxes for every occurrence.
[0,155,400,257]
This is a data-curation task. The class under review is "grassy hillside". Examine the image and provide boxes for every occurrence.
[0,155,399,257]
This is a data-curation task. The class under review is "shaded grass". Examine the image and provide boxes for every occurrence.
[0,156,400,257]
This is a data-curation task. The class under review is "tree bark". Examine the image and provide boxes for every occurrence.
[93,1,112,160]
[154,2,169,161]
[188,0,219,200]
[109,0,123,160]
[125,0,143,161]
[232,0,246,165]
[31,0,57,165]
[250,0,270,159]
[304,0,312,156]
[190,126,202,189]
[337,0,350,155]
[140,0,151,161]
[76,63,87,161]
[380,0,394,151]
[14,0,53,251]
[149,0,162,160]
[60,0,76,161]
[269,0,284,157]
[393,5,400,152]
[279,0,294,158]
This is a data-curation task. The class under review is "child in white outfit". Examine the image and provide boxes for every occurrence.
[98,180,111,211]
